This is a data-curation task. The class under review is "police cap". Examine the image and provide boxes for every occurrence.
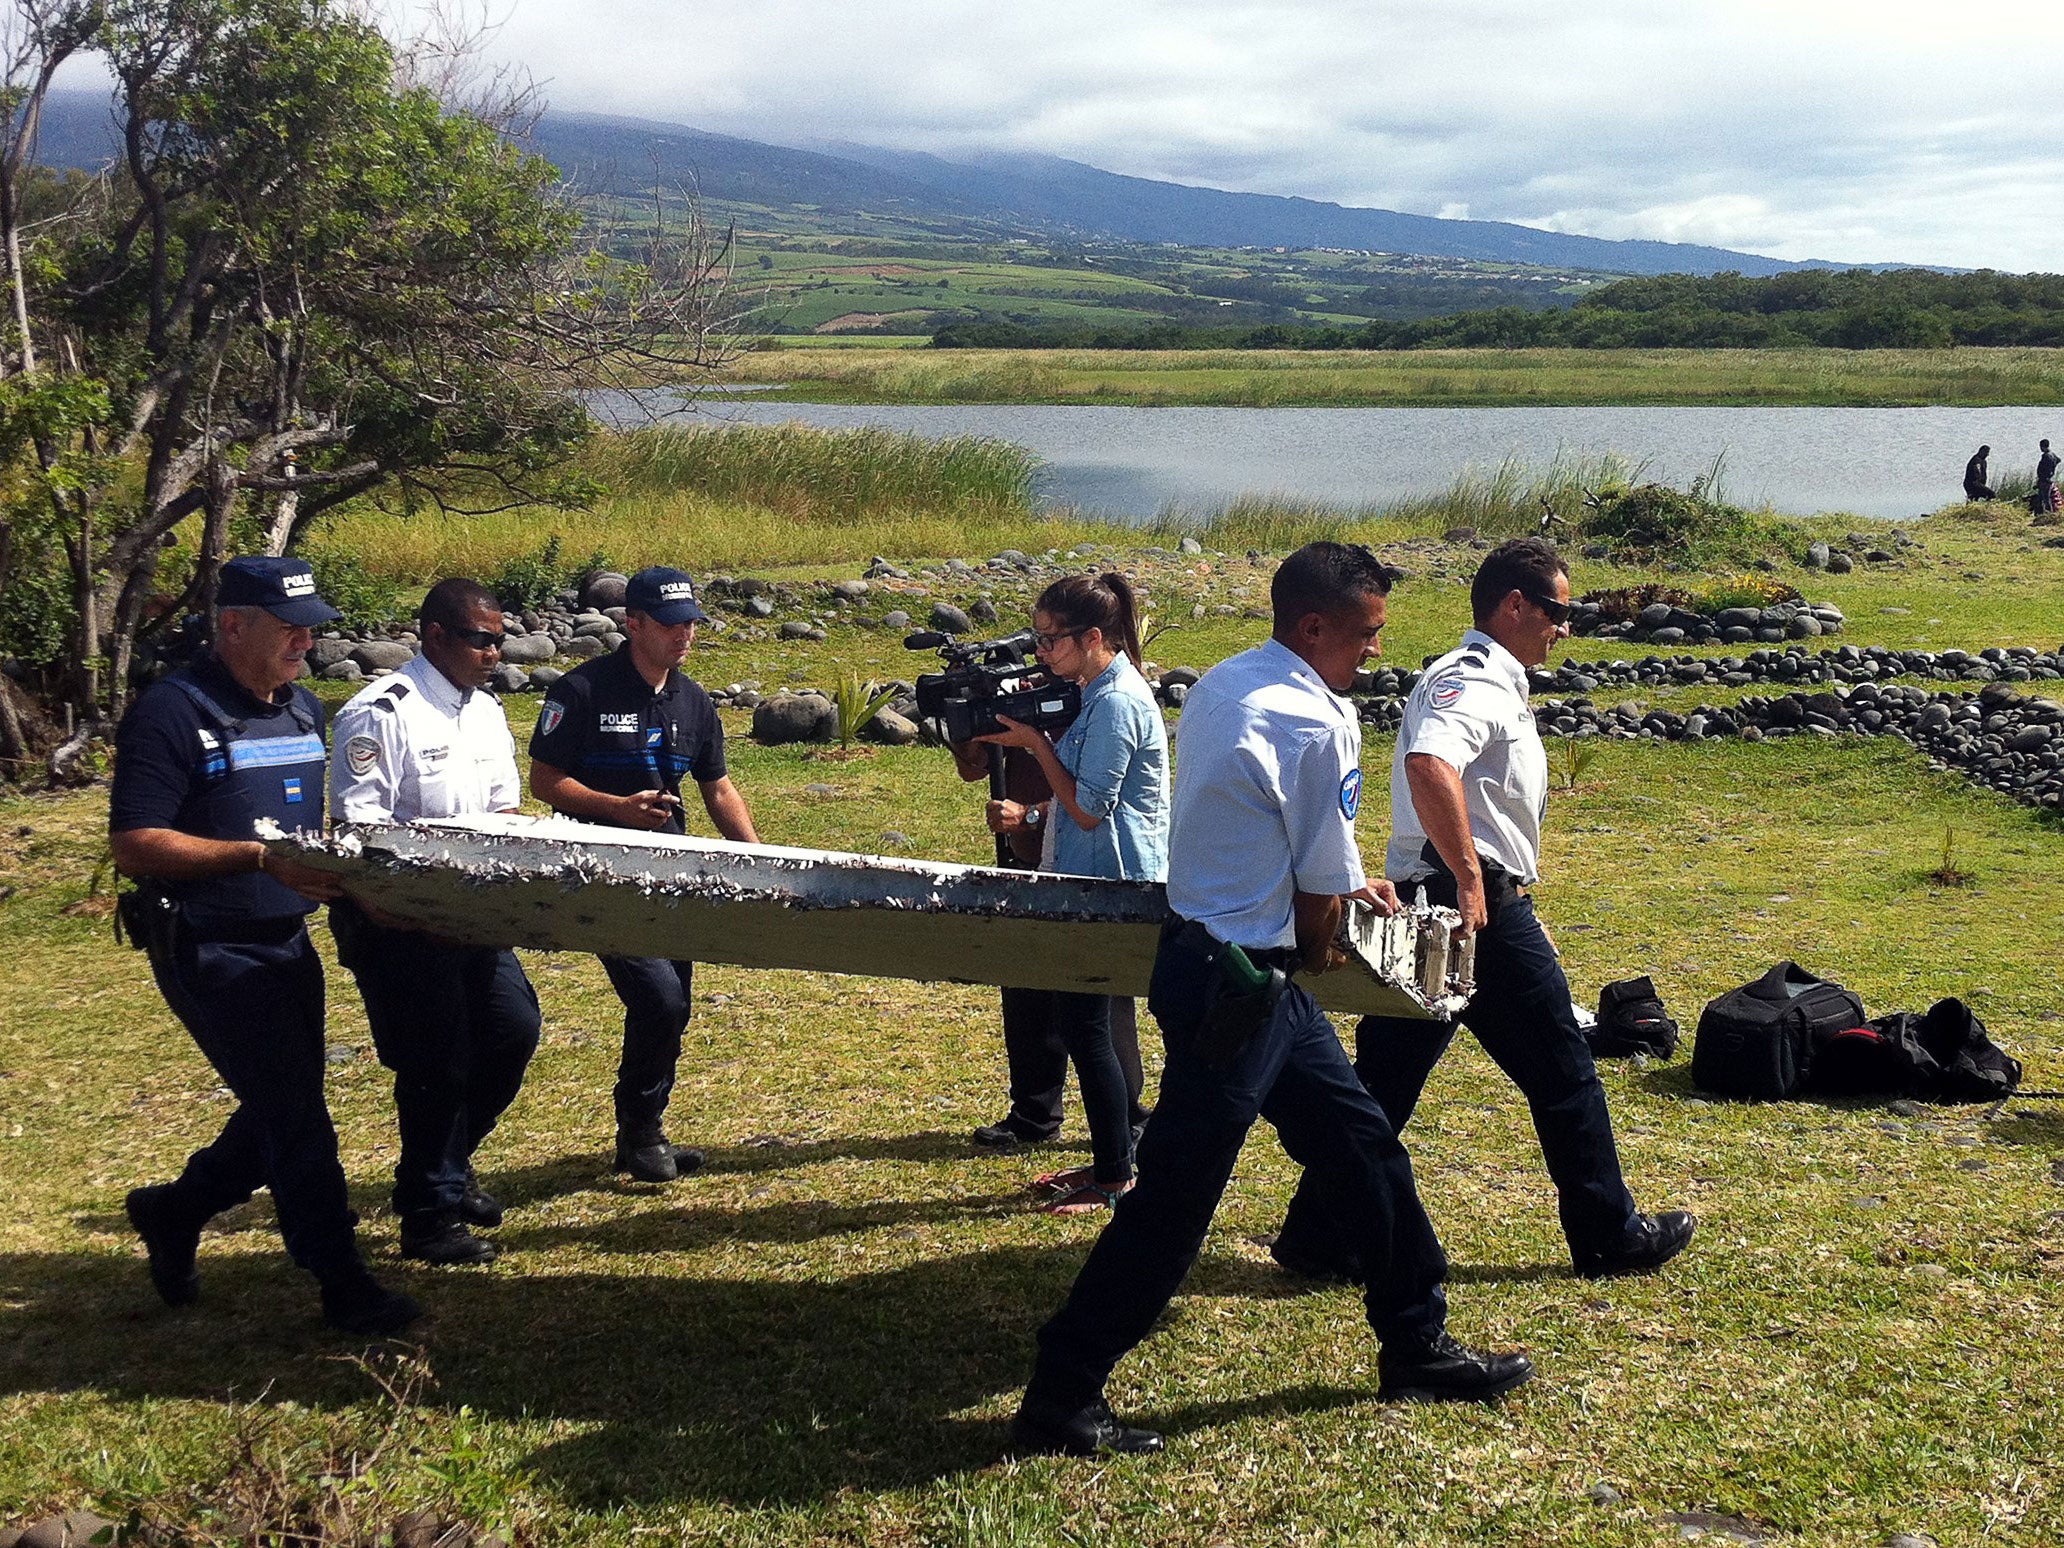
[217,556,344,627]
[625,566,708,624]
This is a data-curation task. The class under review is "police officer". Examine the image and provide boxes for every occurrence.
[328,577,541,1265]
[110,556,419,1334]
[1273,536,1695,1282]
[1010,542,1531,1459]
[527,566,760,1182]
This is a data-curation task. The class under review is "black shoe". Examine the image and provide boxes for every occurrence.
[614,1137,706,1183]
[125,1184,201,1307]
[1009,1396,1165,1458]
[1573,1210,1697,1280]
[971,1118,1058,1151]
[1377,1331,1535,1403]
[399,1210,496,1266]
[321,1268,424,1336]
[1268,1236,1366,1286]
[458,1169,504,1229]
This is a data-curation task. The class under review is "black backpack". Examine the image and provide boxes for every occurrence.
[1691,962,1867,1100]
[1591,975,1680,1060]
[1811,998,2023,1103]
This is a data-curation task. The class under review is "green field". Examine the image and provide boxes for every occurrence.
[6,478,2064,1544]
[715,344,2064,407]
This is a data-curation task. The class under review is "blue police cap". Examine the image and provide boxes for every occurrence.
[216,556,344,627]
[625,566,708,624]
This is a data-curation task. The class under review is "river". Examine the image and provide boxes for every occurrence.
[590,392,2063,523]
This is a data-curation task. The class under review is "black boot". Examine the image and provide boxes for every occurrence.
[1573,1210,1697,1279]
[125,1183,203,1307]
[1010,1395,1165,1457]
[614,1134,705,1184]
[399,1209,496,1266]
[458,1168,504,1229]
[320,1265,423,1336]
[1377,1331,1535,1402]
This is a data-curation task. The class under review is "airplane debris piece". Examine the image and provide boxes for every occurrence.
[267,816,1472,1019]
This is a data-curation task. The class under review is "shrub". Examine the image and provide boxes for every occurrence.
[308,553,411,633]
[1688,574,1802,613]
[488,536,610,613]
[1576,477,1802,567]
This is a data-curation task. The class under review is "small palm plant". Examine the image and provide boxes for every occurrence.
[831,671,898,752]
[1554,734,1599,791]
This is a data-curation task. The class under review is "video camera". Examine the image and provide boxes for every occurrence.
[906,629,1081,744]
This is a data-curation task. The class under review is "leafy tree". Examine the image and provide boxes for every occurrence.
[0,0,735,775]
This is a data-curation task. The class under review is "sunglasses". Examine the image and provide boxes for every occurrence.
[1031,627,1085,650]
[446,626,506,650]
[1522,590,1571,626]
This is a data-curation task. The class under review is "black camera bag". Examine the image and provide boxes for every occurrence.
[1591,974,1680,1059]
[1691,962,1866,1100]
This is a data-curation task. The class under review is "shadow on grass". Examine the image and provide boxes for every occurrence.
[0,1240,1411,1507]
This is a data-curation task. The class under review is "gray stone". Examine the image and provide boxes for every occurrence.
[968,597,1000,625]
[350,640,414,674]
[307,637,357,672]
[16,1513,117,1548]
[2010,724,2052,752]
[778,620,817,640]
[325,1045,356,1065]
[572,617,615,639]
[560,635,609,660]
[497,632,557,665]
[752,693,837,745]
[1825,552,1854,574]
[745,595,776,619]
[320,661,364,683]
[861,708,920,746]
[579,571,629,610]
[1786,613,1824,639]
[829,579,870,602]
[879,830,915,848]
[1805,540,1831,569]
[929,602,972,634]
[1637,602,1674,630]
[881,609,912,630]
[490,664,529,693]
[1443,526,1477,542]
[1161,666,1203,690]
[530,666,563,689]
[1586,1481,1621,1505]
[1179,535,1204,556]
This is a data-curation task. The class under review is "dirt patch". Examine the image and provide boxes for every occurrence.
[813,311,931,334]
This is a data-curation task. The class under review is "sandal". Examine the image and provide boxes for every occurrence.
[1029,1165,1094,1197]
[1041,1179,1133,1216]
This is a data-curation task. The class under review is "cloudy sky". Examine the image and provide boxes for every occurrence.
[466,0,2060,269]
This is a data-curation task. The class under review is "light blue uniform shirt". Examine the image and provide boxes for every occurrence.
[1045,654,1169,883]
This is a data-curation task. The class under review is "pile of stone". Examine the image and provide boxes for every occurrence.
[1351,680,2064,813]
[1571,596,1847,646]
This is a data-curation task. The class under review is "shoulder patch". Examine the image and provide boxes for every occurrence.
[344,735,380,777]
[1339,767,1363,821]
[1429,672,1467,709]
[538,700,566,737]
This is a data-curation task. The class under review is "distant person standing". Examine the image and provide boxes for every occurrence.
[2038,439,2059,514]
[1963,445,1993,502]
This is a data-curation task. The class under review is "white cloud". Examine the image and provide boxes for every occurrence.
[453,0,2063,269]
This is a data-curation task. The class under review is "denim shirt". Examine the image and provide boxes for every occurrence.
[1046,654,1170,882]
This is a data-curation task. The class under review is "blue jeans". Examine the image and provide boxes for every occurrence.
[1277,895,1638,1265]
[1025,924,1449,1412]
[147,919,362,1280]
[332,901,541,1216]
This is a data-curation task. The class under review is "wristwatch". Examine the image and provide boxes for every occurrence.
[1024,805,1043,829]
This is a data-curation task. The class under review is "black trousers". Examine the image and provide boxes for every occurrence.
[998,988,1149,1139]
[1276,893,1638,1267]
[598,954,693,1141]
[1025,924,1449,1412]
[331,901,540,1217]
[145,920,361,1281]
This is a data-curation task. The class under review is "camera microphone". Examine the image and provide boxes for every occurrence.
[903,630,951,650]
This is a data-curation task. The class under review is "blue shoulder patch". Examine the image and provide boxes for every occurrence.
[1339,767,1363,821]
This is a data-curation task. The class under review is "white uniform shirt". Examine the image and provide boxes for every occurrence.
[330,653,521,822]
[1167,638,1368,951]
[1385,628,1548,885]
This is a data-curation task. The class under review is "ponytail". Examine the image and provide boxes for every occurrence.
[1036,571,1144,670]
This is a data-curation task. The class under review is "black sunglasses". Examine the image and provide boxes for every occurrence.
[446,626,506,650]
[1521,590,1571,626]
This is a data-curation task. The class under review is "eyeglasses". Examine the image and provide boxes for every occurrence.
[446,626,506,650]
[1522,590,1571,626]
[1031,627,1085,650]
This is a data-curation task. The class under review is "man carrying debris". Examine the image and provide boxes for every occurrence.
[1270,537,1695,1282]
[110,556,418,1334]
[330,577,541,1266]
[529,567,761,1183]
[1010,541,1532,1460]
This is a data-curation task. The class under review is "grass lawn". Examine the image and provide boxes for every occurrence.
[3,539,2062,1545]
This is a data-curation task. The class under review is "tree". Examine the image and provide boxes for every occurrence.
[0,0,735,776]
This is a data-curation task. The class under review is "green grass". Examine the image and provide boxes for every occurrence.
[3,654,2062,1542]
[712,345,2064,408]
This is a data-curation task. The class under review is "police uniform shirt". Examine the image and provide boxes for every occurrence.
[1165,637,1368,952]
[329,653,521,822]
[527,647,726,837]
[1385,628,1547,886]
[110,653,329,923]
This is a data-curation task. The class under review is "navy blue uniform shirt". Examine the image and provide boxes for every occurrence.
[529,646,726,836]
[111,653,328,924]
